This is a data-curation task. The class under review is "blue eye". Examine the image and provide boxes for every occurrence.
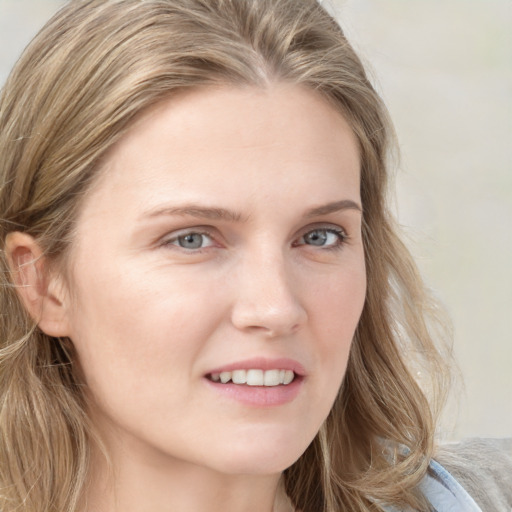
[299,228,346,248]
[168,232,215,250]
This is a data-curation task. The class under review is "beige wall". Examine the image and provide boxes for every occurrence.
[335,0,512,439]
[1,0,510,440]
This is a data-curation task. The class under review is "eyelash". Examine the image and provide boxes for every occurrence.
[161,226,348,252]
[294,227,347,251]
[162,230,217,251]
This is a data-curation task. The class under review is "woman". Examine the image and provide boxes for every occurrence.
[0,1,508,511]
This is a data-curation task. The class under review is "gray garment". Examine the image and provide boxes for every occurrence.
[435,438,512,512]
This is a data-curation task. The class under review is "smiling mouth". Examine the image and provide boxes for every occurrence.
[208,369,296,387]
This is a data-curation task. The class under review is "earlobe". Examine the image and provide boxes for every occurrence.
[5,232,71,337]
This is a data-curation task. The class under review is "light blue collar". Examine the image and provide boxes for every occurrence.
[382,459,481,512]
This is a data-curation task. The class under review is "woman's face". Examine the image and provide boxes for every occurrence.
[63,84,366,475]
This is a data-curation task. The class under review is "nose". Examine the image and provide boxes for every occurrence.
[230,250,307,338]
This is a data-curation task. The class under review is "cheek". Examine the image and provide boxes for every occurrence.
[310,257,366,340]
[65,262,222,395]
[305,258,366,406]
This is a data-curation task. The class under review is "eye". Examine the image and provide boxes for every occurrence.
[165,231,215,250]
[296,228,346,249]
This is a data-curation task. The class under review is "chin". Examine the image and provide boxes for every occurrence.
[207,429,313,476]
[215,453,301,476]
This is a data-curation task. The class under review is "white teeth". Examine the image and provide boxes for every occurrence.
[232,370,246,384]
[283,370,294,385]
[210,369,296,386]
[263,369,280,386]
[246,369,264,386]
[220,371,231,384]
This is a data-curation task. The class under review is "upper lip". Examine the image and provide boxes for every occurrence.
[205,357,306,377]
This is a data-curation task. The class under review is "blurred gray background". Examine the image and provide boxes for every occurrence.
[1,0,510,441]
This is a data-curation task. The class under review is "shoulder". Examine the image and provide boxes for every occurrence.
[433,437,512,512]
[382,438,511,512]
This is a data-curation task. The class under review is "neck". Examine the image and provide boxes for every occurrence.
[84,437,293,512]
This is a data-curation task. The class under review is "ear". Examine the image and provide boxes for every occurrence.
[5,232,71,337]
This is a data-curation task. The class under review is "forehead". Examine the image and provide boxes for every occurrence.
[78,83,361,223]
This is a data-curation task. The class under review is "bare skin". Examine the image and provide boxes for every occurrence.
[7,84,364,512]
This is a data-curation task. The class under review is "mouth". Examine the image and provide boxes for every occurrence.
[207,368,296,387]
[204,359,304,407]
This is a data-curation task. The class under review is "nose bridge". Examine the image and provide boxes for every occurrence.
[230,244,307,337]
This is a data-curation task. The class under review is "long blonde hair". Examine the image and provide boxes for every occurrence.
[0,1,451,510]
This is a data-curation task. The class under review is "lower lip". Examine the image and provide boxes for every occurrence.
[204,377,303,407]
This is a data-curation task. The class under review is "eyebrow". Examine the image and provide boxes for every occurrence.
[141,199,362,223]
[142,205,246,222]
[304,199,362,217]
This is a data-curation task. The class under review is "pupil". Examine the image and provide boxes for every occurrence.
[306,230,327,246]
[179,233,203,249]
